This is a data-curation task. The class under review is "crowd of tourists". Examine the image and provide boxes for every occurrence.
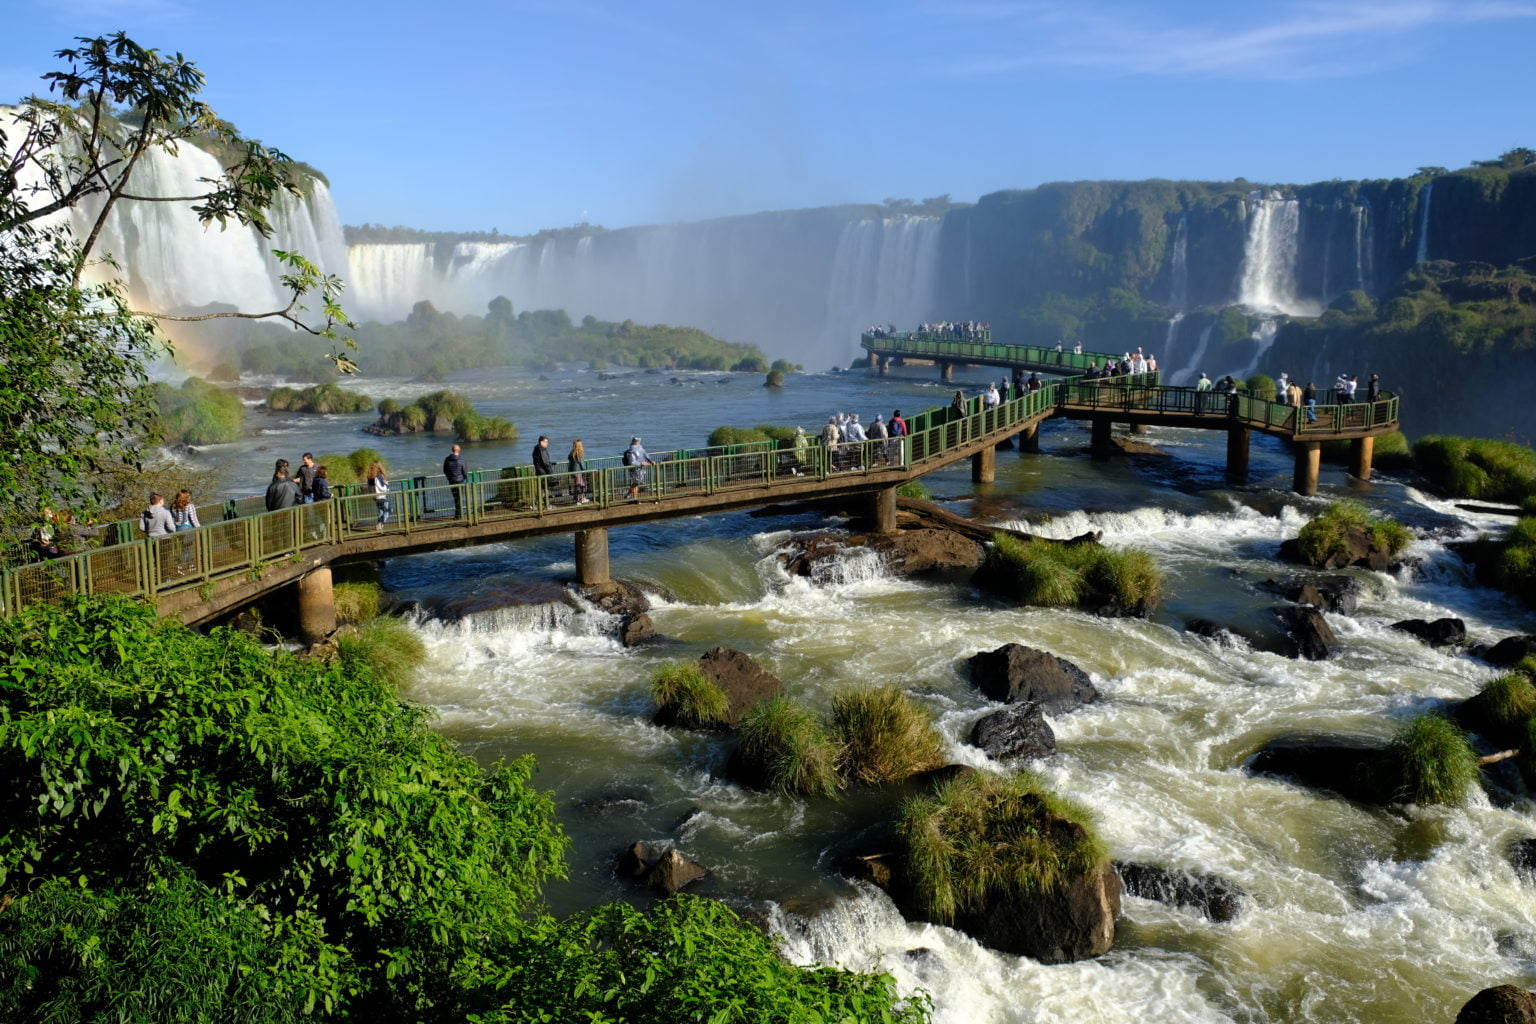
[819,408,910,470]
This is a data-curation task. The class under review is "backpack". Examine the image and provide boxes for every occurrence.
[622,448,638,466]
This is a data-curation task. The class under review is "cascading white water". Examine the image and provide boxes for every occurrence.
[346,215,943,369]
[1167,215,1189,310]
[1236,196,1320,317]
[1170,322,1213,385]
[1237,317,1279,378]
[1354,203,1374,294]
[1416,183,1434,264]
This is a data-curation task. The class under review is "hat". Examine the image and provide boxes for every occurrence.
[630,436,641,444]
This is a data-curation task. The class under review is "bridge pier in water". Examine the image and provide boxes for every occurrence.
[1350,436,1375,481]
[972,445,996,483]
[575,528,610,585]
[296,567,336,646]
[878,356,891,375]
[940,361,954,382]
[1293,441,1322,496]
[861,486,898,533]
[1091,418,1116,460]
[1226,426,1250,478]
[1017,422,1039,453]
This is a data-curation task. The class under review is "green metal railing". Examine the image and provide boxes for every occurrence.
[861,333,1119,373]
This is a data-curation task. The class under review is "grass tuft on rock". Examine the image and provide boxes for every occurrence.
[650,661,731,730]
[1296,499,1412,564]
[333,581,384,625]
[978,533,1160,614]
[896,771,1108,926]
[831,686,945,786]
[1459,672,1536,747]
[896,480,931,500]
[1413,436,1536,504]
[736,696,842,797]
[1381,713,1480,806]
[337,616,427,691]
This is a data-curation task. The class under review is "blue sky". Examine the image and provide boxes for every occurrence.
[4,0,1533,235]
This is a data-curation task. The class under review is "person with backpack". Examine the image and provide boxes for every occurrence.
[140,493,174,538]
[623,436,654,500]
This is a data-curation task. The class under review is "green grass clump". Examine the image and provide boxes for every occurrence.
[336,616,427,690]
[650,661,731,730]
[1460,673,1536,747]
[1381,713,1480,806]
[707,425,772,447]
[896,771,1108,926]
[152,377,245,445]
[897,480,931,500]
[979,533,1161,614]
[1246,373,1276,401]
[333,581,384,625]
[736,696,842,797]
[267,382,373,414]
[831,686,945,786]
[1296,499,1412,564]
[1414,436,1536,504]
[454,411,518,441]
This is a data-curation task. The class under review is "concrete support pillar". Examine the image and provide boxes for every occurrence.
[575,528,610,585]
[296,567,336,646]
[867,351,879,369]
[1091,418,1115,460]
[940,361,954,382]
[1017,421,1039,453]
[878,356,890,375]
[972,444,996,484]
[1130,422,1149,435]
[1350,435,1375,481]
[1226,426,1251,478]
[867,486,898,534]
[1293,441,1322,496]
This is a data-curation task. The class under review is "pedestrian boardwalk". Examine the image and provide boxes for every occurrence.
[3,356,1401,629]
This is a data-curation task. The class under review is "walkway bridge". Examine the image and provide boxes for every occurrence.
[3,355,1398,641]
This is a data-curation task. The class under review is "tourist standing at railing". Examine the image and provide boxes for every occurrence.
[950,391,967,419]
[985,382,1001,409]
[1028,372,1043,392]
[272,458,290,483]
[139,493,174,538]
[1073,340,1083,355]
[443,443,468,519]
[296,454,318,503]
[312,466,332,502]
[568,440,590,504]
[265,468,299,512]
[170,490,200,575]
[1303,382,1318,423]
[533,436,555,500]
[845,414,869,470]
[1367,373,1381,402]
[868,416,889,466]
[1195,373,1213,414]
[886,410,906,465]
[1147,354,1158,373]
[367,462,391,531]
[1345,375,1359,403]
[1278,372,1290,394]
[624,437,654,500]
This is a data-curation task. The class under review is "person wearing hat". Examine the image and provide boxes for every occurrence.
[623,436,655,499]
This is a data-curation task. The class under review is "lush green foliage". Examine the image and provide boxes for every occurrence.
[1246,373,1277,401]
[1494,517,1536,605]
[152,376,247,444]
[650,661,731,729]
[454,412,519,442]
[370,390,517,441]
[1381,713,1481,805]
[895,771,1107,927]
[1414,436,1536,504]
[831,686,945,786]
[1461,672,1536,747]
[475,896,929,1024]
[706,424,797,447]
[896,480,932,500]
[314,448,384,486]
[0,597,568,1020]
[336,616,426,690]
[736,696,843,797]
[266,382,374,414]
[1296,500,1413,564]
[978,533,1162,614]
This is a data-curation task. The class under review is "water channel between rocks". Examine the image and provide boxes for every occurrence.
[195,363,1536,1023]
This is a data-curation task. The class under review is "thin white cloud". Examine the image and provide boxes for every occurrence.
[932,1,1536,79]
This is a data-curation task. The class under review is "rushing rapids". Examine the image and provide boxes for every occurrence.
[197,362,1536,1024]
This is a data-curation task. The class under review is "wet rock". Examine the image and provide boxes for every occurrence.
[962,859,1121,963]
[779,528,982,578]
[577,578,658,647]
[1273,606,1335,660]
[1184,618,1264,649]
[969,703,1056,761]
[432,579,573,621]
[1509,837,1536,881]
[1115,862,1247,922]
[696,647,785,727]
[1277,531,1396,571]
[1248,739,1385,803]
[1258,575,1362,615]
[1456,985,1536,1024]
[575,787,650,820]
[616,842,709,895]
[1391,617,1467,648]
[967,644,1098,714]
[1480,635,1536,667]
[620,612,656,647]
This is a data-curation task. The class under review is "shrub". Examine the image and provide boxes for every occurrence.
[731,356,768,373]
[346,448,384,480]
[1246,373,1276,401]
[265,385,299,411]
[736,696,841,797]
[831,686,945,786]
[650,661,730,729]
[377,397,400,416]
[754,424,799,443]
[765,370,785,388]
[897,480,931,500]
[895,771,1108,926]
[769,358,800,374]
[977,533,1160,614]
[399,404,428,431]
[333,581,384,625]
[1296,500,1412,564]
[707,425,772,447]
[1414,436,1536,503]
[153,377,245,445]
[1461,672,1536,747]
[454,412,518,442]
[1380,713,1480,805]
[337,616,427,691]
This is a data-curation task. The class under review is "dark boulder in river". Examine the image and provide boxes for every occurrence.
[1454,985,1536,1024]
[969,703,1056,762]
[967,643,1098,714]
[1258,574,1362,615]
[1273,605,1335,660]
[1479,635,1536,666]
[1277,531,1395,571]
[1115,862,1247,922]
[1248,739,1385,803]
[617,842,708,895]
[696,647,785,728]
[1391,617,1467,648]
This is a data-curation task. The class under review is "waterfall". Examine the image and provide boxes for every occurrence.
[1416,183,1434,263]
[1170,321,1213,385]
[1167,215,1188,310]
[346,214,943,369]
[1237,318,1279,378]
[1236,195,1319,316]
[1159,313,1185,378]
[1353,204,1374,294]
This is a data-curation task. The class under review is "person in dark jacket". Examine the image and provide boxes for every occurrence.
[532,436,554,476]
[312,466,332,501]
[1367,373,1381,402]
[443,443,468,519]
[295,453,317,502]
[265,468,300,511]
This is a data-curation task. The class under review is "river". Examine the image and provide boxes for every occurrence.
[190,362,1536,1023]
